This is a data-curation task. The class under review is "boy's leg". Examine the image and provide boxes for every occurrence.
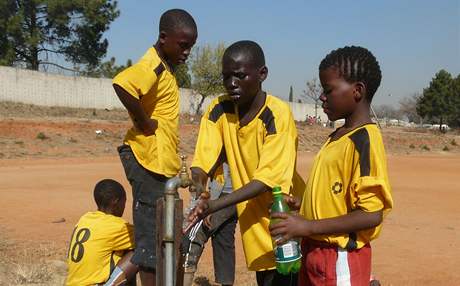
[104,251,138,286]
[181,220,211,286]
[210,204,237,286]
[118,145,167,286]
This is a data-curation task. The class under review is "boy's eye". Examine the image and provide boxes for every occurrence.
[179,42,190,49]
[235,73,246,79]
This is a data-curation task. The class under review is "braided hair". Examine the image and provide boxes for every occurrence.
[319,46,382,102]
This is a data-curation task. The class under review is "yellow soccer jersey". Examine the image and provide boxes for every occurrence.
[192,94,303,271]
[113,47,180,177]
[66,211,134,286]
[300,124,393,249]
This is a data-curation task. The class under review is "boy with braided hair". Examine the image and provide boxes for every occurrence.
[270,46,393,286]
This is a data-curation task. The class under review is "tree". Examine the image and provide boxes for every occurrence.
[416,70,454,130]
[302,78,322,118]
[288,85,294,102]
[451,74,460,127]
[398,93,422,123]
[0,0,119,72]
[373,104,402,120]
[174,63,191,88]
[83,57,131,78]
[190,43,226,114]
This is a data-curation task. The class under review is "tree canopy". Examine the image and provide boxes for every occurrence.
[0,0,119,72]
[416,69,459,128]
[190,43,226,114]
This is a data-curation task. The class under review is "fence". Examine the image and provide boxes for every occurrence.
[0,66,326,122]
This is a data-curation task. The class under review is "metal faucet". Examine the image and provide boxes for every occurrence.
[163,155,203,286]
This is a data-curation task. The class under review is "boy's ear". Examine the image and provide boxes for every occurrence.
[259,66,268,82]
[353,81,366,101]
[159,30,168,44]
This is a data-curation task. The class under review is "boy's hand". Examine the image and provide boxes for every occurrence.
[283,195,301,211]
[269,212,312,245]
[134,118,158,136]
[183,192,211,233]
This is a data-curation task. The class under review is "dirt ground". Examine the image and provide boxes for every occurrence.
[1,103,459,285]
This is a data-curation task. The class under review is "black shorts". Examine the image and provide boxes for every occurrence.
[118,145,168,269]
[256,269,298,286]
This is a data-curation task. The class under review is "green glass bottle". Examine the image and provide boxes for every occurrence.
[270,186,301,275]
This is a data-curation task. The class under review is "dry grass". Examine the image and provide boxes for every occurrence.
[0,232,66,286]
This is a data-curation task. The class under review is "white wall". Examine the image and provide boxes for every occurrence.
[0,66,326,122]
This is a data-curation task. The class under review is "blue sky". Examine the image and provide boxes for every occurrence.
[104,0,460,106]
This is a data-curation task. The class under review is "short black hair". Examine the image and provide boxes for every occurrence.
[159,9,197,34]
[223,40,265,68]
[93,179,126,209]
[319,46,382,101]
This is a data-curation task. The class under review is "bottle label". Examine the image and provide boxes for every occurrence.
[274,241,301,263]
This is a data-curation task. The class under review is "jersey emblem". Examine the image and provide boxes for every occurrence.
[331,181,343,194]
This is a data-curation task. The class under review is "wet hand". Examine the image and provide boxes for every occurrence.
[183,192,211,233]
[269,212,312,245]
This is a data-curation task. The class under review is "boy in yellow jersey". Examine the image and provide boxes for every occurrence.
[112,9,197,286]
[187,40,303,286]
[270,46,393,286]
[66,179,137,286]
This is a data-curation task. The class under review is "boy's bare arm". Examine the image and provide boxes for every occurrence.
[270,209,383,244]
[113,84,157,136]
[187,178,270,221]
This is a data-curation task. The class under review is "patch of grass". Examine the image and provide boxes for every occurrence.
[409,144,415,149]
[421,145,430,151]
[443,145,450,151]
[451,139,458,146]
[10,260,53,284]
[14,140,24,145]
[36,132,49,140]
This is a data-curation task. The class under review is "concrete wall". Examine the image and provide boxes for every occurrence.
[0,66,327,122]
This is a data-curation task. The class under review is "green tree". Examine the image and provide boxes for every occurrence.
[84,57,131,78]
[302,78,322,118]
[0,0,119,71]
[451,74,460,127]
[190,43,226,114]
[416,70,454,130]
[288,85,294,102]
[174,63,191,88]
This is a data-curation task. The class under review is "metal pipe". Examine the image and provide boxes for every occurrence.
[163,155,206,286]
[164,176,181,286]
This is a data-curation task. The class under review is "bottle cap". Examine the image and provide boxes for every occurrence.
[272,186,282,195]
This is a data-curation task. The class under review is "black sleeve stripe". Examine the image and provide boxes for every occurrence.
[349,128,371,177]
[208,100,235,122]
[258,107,277,135]
[109,252,115,274]
[154,62,165,76]
[207,148,227,177]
